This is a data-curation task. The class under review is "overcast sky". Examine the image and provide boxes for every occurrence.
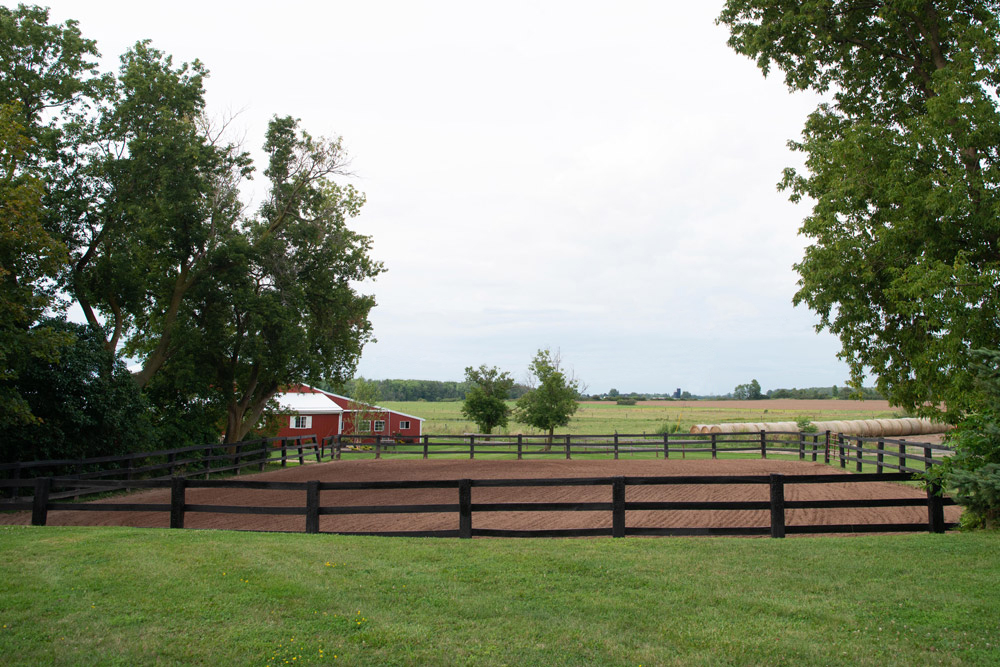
[29,1,854,395]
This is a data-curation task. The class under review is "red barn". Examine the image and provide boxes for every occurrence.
[273,384,423,442]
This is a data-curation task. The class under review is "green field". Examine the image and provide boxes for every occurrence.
[382,399,906,436]
[1,526,997,665]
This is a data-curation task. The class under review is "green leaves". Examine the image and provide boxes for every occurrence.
[720,1,1000,420]
[514,350,580,439]
[462,365,515,434]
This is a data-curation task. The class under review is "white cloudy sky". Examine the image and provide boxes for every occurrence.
[30,1,853,395]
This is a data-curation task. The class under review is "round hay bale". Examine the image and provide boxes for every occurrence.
[709,425,723,433]
[899,418,921,436]
[689,425,705,434]
[874,419,898,437]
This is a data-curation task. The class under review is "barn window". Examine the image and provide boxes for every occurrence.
[372,420,385,432]
[399,420,411,430]
[292,415,312,429]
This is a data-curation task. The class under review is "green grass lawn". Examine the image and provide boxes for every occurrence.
[1,526,997,666]
[381,400,906,436]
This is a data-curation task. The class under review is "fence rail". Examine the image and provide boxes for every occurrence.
[2,431,955,504]
[16,472,956,538]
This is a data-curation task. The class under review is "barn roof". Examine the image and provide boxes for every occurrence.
[275,391,343,415]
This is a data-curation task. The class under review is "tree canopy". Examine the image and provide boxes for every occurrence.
[514,349,580,442]
[461,365,515,434]
[718,1,1000,420]
[0,5,381,453]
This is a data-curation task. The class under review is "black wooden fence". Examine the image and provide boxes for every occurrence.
[325,431,953,475]
[0,435,322,502]
[16,472,955,538]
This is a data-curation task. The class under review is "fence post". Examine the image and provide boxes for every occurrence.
[298,440,306,465]
[926,480,945,533]
[612,476,626,538]
[838,434,846,468]
[281,439,288,467]
[769,474,785,538]
[898,442,906,472]
[565,435,571,460]
[375,439,381,460]
[470,435,475,460]
[31,477,52,526]
[876,440,884,474]
[458,479,472,539]
[517,434,522,460]
[613,434,619,460]
[663,433,669,459]
[314,437,321,463]
[812,434,819,462]
[306,480,320,534]
[855,437,863,472]
[923,446,933,472]
[825,430,831,465]
[798,433,805,460]
[711,433,717,460]
[423,435,429,459]
[170,477,186,529]
[168,452,176,477]
[760,430,767,459]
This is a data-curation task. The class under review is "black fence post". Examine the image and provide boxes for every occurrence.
[170,477,186,529]
[565,435,571,460]
[306,480,320,534]
[760,430,767,459]
[769,474,785,538]
[314,437,321,463]
[876,440,884,474]
[838,435,846,468]
[898,441,907,472]
[375,440,381,460]
[470,435,475,460]
[924,446,933,472]
[711,433,717,459]
[926,480,945,533]
[31,477,52,526]
[798,433,805,460]
[612,476,626,538]
[517,434,522,460]
[423,435,429,459]
[458,479,472,539]
[824,430,831,465]
[281,439,288,467]
[856,437,863,473]
[663,433,669,459]
[298,440,306,465]
[812,434,819,462]
[613,434,619,460]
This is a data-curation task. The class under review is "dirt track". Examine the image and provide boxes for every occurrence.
[2,459,959,535]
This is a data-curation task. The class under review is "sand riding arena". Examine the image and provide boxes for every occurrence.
[1,458,961,537]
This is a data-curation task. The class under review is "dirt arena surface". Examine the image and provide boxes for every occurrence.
[3,458,959,535]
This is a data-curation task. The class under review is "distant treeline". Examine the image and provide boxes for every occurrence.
[765,386,884,400]
[319,378,532,402]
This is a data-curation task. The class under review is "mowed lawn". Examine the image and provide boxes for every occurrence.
[1,526,997,666]
[382,399,906,436]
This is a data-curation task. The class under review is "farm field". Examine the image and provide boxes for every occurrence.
[381,399,906,436]
[1,525,997,665]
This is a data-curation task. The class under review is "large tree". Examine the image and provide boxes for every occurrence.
[718,1,1000,420]
[514,349,580,445]
[462,364,515,434]
[153,116,382,444]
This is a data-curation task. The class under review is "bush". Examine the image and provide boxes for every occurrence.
[925,349,1000,529]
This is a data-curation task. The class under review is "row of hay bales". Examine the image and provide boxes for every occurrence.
[688,418,951,437]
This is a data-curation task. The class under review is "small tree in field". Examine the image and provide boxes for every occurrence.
[514,349,580,449]
[461,365,514,435]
